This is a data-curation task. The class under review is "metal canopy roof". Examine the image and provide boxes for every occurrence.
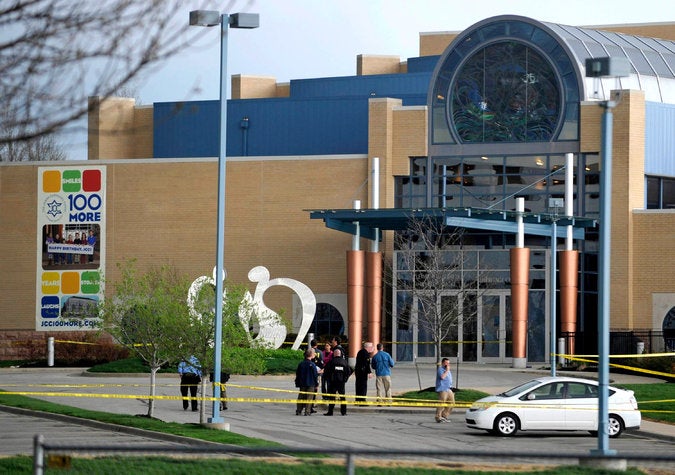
[308,207,597,241]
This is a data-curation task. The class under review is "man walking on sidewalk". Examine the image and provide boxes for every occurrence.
[435,357,454,423]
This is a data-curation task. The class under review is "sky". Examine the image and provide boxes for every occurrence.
[64,0,672,159]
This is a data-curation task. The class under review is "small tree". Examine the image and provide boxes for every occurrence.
[394,216,485,364]
[98,261,191,418]
[177,278,261,423]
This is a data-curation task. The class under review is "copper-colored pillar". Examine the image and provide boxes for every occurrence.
[347,250,365,361]
[366,251,382,345]
[559,250,579,356]
[510,247,530,368]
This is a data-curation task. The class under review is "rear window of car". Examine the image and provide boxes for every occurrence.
[567,382,597,398]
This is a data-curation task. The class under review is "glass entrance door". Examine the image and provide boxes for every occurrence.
[479,292,510,363]
[398,291,511,363]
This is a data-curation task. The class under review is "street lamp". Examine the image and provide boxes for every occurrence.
[189,9,259,425]
[585,56,630,457]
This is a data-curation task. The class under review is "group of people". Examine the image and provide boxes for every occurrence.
[45,229,96,266]
[178,340,455,423]
[295,337,352,416]
[294,337,397,416]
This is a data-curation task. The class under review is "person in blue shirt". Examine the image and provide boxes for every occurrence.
[435,357,454,423]
[178,356,202,411]
[370,343,395,405]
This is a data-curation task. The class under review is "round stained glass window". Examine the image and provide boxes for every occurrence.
[451,41,561,143]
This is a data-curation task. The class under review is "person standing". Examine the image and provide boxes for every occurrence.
[309,340,324,413]
[323,348,351,416]
[178,356,202,412]
[295,348,321,416]
[87,229,96,263]
[321,342,333,396]
[370,343,395,405]
[354,341,374,403]
[73,232,82,265]
[330,336,345,357]
[45,232,54,266]
[65,233,74,265]
[435,357,454,423]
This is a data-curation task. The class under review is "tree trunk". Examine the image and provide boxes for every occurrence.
[148,367,158,418]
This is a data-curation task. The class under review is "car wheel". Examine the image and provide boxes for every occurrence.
[608,415,624,438]
[493,413,519,436]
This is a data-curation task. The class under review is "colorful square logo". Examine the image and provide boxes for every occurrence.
[41,296,60,319]
[41,272,60,294]
[61,272,80,294]
[62,170,81,193]
[81,271,101,294]
[82,169,102,192]
[43,170,61,193]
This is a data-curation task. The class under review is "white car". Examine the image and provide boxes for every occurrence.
[465,376,641,437]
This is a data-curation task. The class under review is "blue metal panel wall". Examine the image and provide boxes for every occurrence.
[645,101,675,177]
[154,101,219,158]
[154,67,432,158]
[290,72,431,100]
[155,97,378,157]
[407,55,440,73]
[229,97,369,156]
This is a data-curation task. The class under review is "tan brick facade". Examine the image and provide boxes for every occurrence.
[2,21,674,359]
[356,55,405,76]
[88,97,153,160]
[0,155,366,358]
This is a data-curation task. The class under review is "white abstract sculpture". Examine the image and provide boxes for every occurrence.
[187,266,316,350]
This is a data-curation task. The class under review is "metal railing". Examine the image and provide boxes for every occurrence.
[33,434,675,475]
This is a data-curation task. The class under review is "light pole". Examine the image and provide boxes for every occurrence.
[189,9,259,425]
[585,56,630,457]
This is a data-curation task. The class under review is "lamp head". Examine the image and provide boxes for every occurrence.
[189,10,220,27]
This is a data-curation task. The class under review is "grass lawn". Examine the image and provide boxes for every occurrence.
[0,455,653,475]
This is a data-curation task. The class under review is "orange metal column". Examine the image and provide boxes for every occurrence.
[559,250,579,356]
[347,250,365,361]
[366,251,382,345]
[510,247,530,368]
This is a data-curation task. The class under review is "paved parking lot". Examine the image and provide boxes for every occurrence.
[1,363,673,468]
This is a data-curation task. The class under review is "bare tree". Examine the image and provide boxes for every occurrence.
[0,0,212,145]
[0,131,66,161]
[394,216,485,364]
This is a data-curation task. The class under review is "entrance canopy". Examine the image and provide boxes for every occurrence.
[308,207,597,241]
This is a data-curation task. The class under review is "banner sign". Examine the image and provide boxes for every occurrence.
[36,166,106,330]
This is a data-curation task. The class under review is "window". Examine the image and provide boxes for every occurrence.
[451,41,561,143]
[646,175,675,209]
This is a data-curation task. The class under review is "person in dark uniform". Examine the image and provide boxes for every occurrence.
[295,348,321,416]
[354,341,374,403]
[323,348,352,416]
[178,356,201,411]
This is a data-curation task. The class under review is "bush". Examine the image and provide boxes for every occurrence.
[13,332,129,367]
[614,356,675,382]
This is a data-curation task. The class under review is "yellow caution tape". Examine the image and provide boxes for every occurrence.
[560,355,675,379]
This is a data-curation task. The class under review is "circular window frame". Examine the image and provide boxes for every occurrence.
[447,39,564,144]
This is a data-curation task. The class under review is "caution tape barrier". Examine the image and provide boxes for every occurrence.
[1,381,673,414]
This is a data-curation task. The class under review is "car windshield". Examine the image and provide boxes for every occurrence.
[498,380,544,397]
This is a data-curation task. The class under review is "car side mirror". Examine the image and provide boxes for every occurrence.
[527,393,536,400]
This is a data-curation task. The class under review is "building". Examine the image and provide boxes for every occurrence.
[1,15,674,363]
